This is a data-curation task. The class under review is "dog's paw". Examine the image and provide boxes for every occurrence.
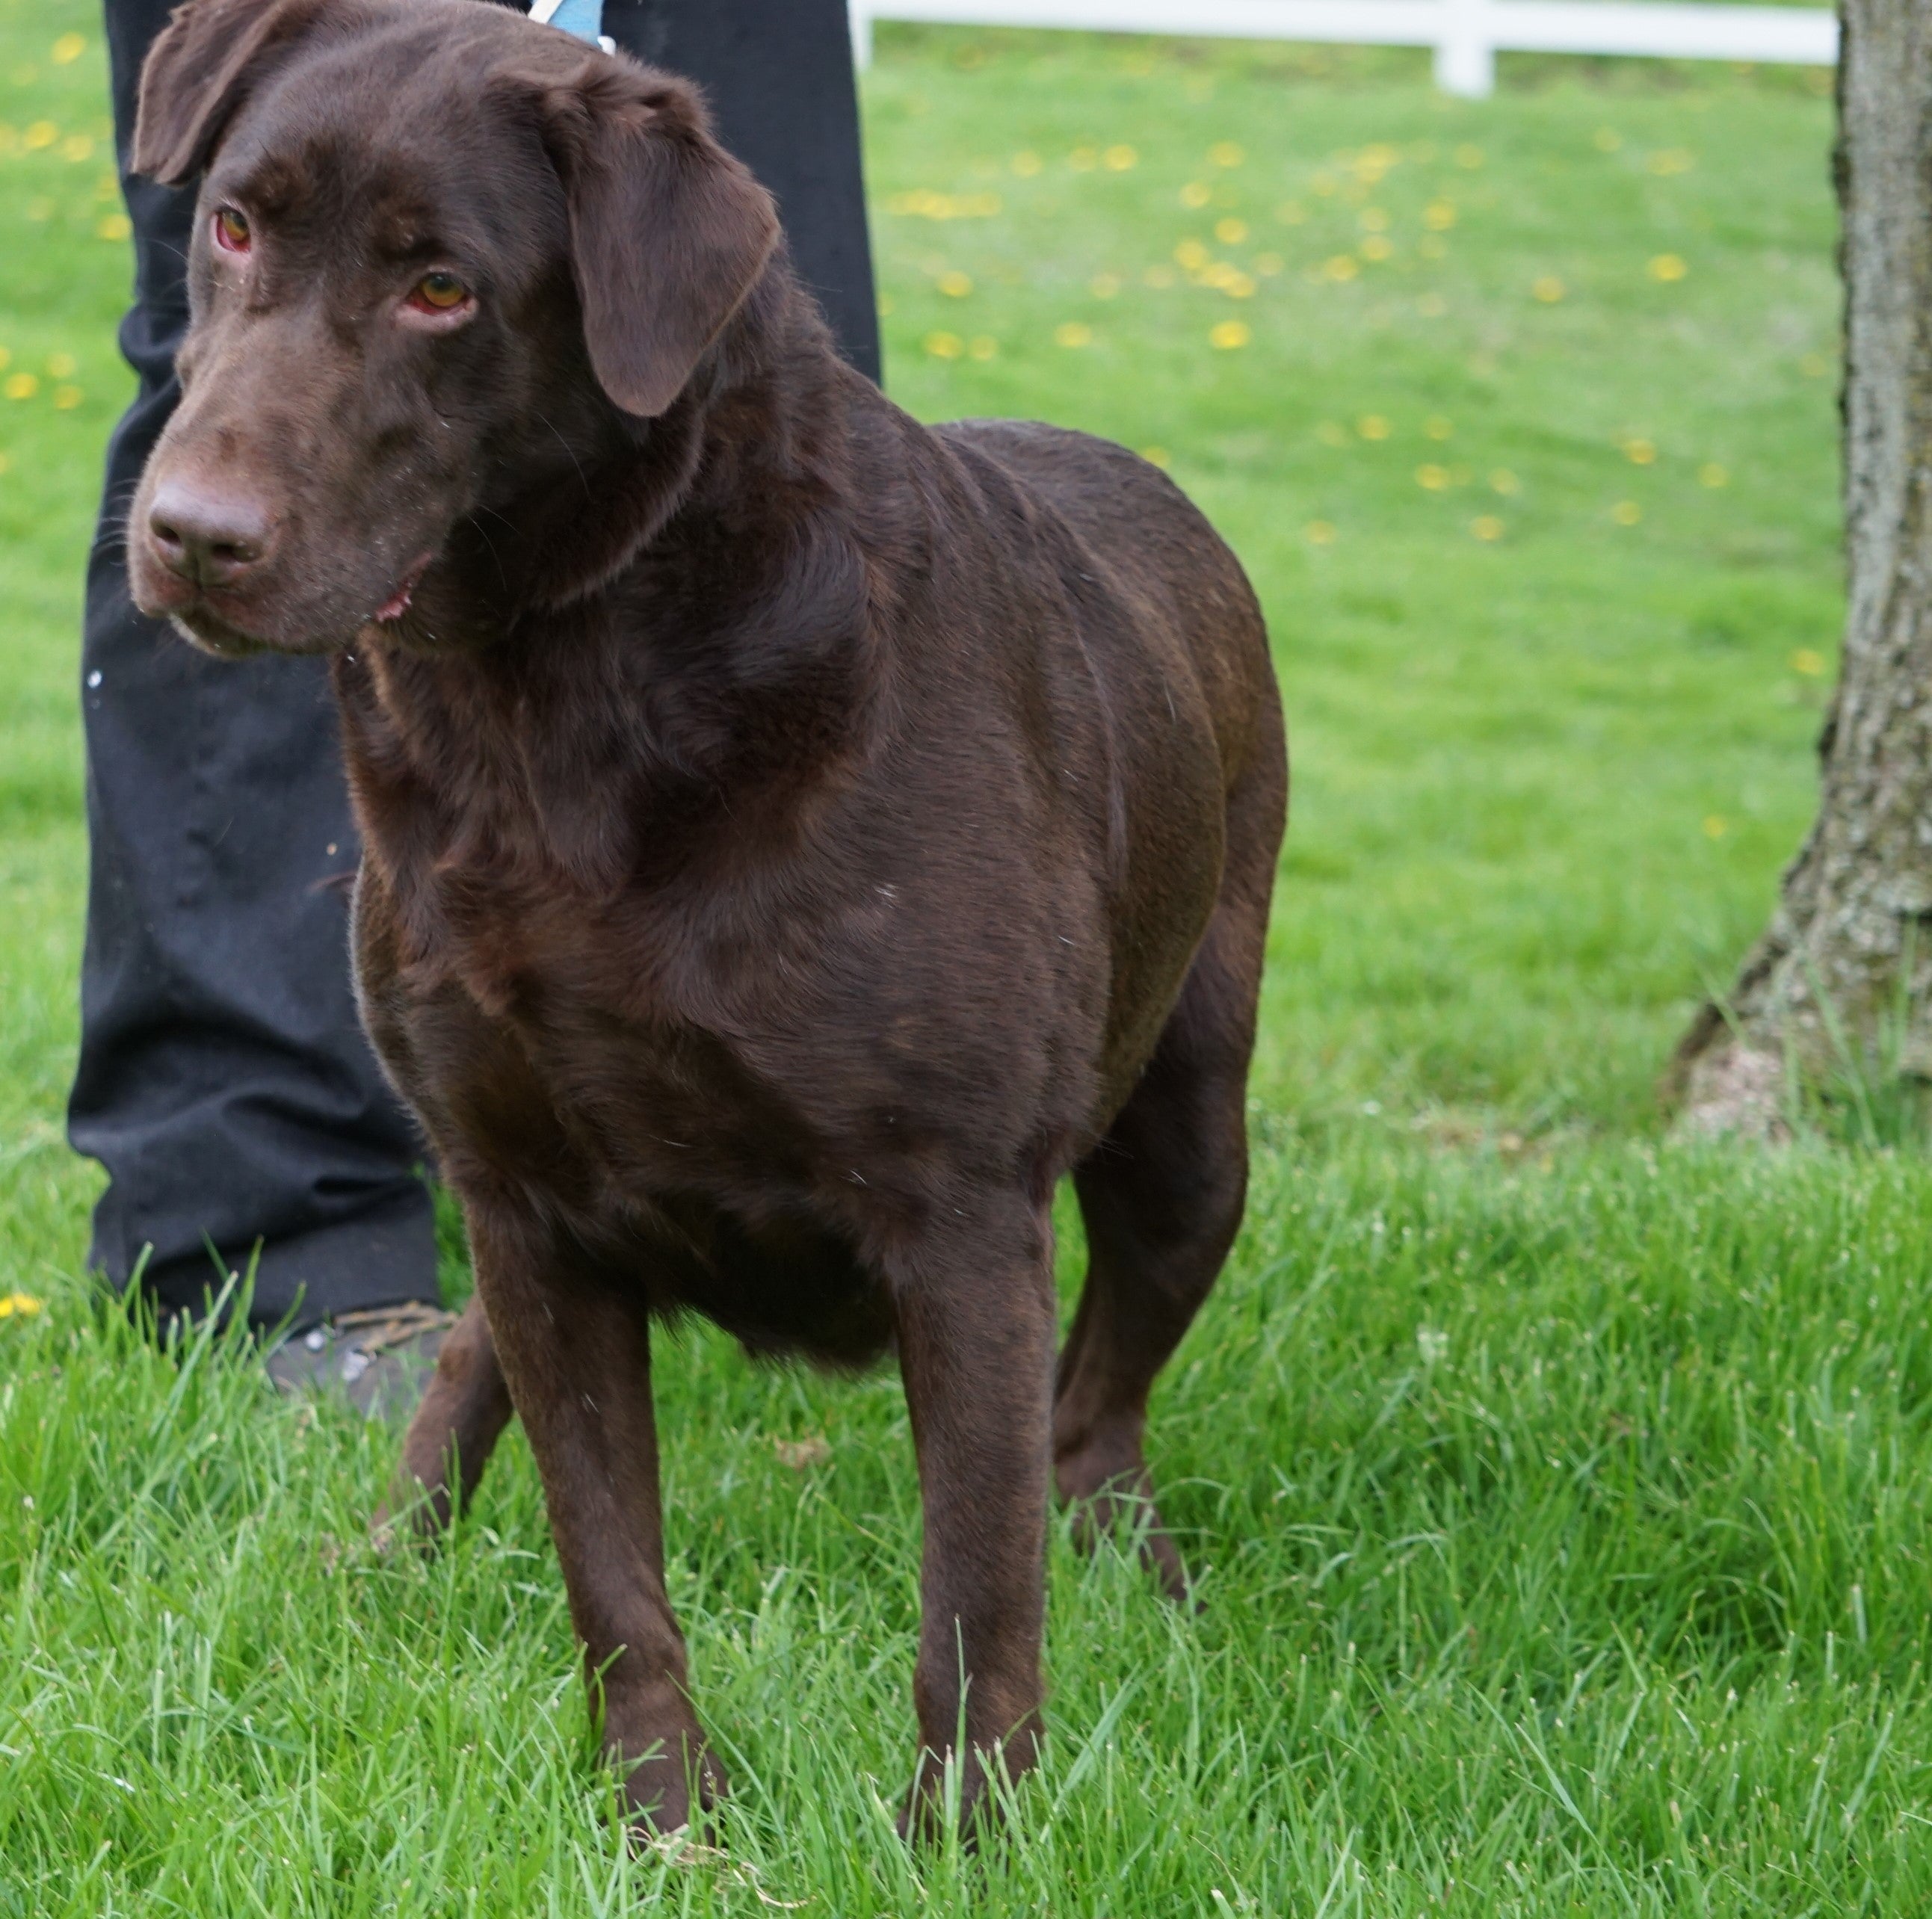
[623,1735,728,1850]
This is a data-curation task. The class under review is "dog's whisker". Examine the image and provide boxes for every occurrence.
[535,410,593,502]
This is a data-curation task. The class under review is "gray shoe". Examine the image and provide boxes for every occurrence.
[265,1300,457,1420]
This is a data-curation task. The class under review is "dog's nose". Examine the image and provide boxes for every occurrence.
[147,479,272,589]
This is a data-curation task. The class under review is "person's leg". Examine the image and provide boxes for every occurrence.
[605,0,881,383]
[69,0,438,1334]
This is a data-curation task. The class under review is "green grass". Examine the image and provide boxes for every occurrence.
[8,2,1932,1912]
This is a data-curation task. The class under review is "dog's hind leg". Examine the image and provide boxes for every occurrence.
[381,1294,516,1539]
[1057,758,1280,1600]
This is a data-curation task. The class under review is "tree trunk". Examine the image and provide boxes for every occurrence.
[1672,0,1932,1137]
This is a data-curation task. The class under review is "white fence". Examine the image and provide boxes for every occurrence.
[848,0,1839,98]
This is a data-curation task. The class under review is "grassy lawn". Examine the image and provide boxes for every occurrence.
[7,1,1932,1911]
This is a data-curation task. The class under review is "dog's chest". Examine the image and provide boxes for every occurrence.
[421,908,801,1179]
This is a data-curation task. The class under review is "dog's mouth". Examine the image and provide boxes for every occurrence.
[371,552,435,628]
[147,549,441,656]
[164,598,276,658]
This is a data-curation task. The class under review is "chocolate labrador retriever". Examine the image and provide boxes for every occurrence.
[127,0,1286,1840]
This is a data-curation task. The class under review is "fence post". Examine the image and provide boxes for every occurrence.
[1433,0,1496,96]
[850,0,874,69]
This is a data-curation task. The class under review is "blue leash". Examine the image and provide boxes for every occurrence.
[528,0,614,54]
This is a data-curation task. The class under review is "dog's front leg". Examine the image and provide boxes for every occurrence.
[891,1191,1057,1841]
[466,1202,720,1837]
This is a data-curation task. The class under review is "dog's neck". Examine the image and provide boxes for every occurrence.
[337,256,884,901]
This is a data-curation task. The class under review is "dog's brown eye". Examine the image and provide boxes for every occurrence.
[410,271,469,312]
[213,206,250,253]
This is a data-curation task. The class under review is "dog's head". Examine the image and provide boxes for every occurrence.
[126,0,777,655]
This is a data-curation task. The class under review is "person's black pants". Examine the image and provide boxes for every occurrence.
[70,0,878,1329]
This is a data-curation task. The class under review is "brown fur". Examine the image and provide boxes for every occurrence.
[129,0,1287,1841]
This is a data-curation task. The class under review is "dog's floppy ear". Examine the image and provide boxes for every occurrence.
[540,63,780,418]
[134,0,326,184]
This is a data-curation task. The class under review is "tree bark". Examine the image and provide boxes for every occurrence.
[1672,0,1932,1137]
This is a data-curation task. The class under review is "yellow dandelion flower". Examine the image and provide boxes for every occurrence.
[936,270,972,297]
[1490,469,1520,495]
[1357,235,1390,262]
[1070,146,1097,171]
[1174,239,1210,271]
[1055,321,1094,348]
[0,452,10,474]
[1416,464,1450,492]
[1357,415,1391,441]
[5,372,39,400]
[46,352,75,379]
[1090,273,1120,299]
[1648,148,1695,176]
[54,385,82,410]
[1275,200,1306,225]
[1791,649,1826,677]
[1209,320,1250,350]
[967,336,997,360]
[1305,519,1336,546]
[1215,217,1248,245]
[97,214,132,241]
[1699,463,1730,489]
[1424,200,1457,232]
[0,1291,43,1318]
[1623,437,1656,466]
[1180,182,1212,209]
[1102,144,1137,171]
[1455,144,1484,168]
[1140,445,1170,469]
[1209,141,1244,168]
[1321,255,1360,282]
[885,190,1001,220]
[1012,151,1042,177]
[1648,253,1688,282]
[1702,815,1728,838]
[1593,127,1622,152]
[924,331,963,359]
[1254,253,1284,277]
[1532,276,1565,303]
[1417,292,1447,318]
[62,133,93,162]
[52,31,86,63]
[1611,500,1642,525]
[1470,515,1504,542]
[1143,264,1176,288]
[25,120,58,150]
